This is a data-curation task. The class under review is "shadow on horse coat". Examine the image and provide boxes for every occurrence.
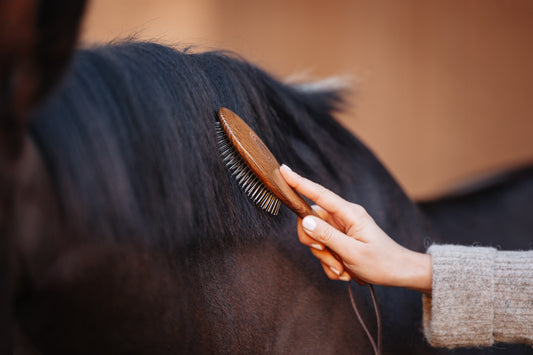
[1,2,532,354]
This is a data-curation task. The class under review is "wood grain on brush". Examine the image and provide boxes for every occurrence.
[218,107,316,218]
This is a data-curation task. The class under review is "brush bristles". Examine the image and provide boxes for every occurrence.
[216,121,281,215]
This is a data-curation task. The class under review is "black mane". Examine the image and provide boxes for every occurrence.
[31,42,394,251]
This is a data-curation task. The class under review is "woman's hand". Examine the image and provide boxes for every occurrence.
[280,164,432,293]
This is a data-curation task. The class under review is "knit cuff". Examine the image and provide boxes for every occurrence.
[493,250,533,345]
[422,245,497,348]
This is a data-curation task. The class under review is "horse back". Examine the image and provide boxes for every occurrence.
[419,165,533,249]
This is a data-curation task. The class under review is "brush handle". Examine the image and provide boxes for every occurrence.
[270,168,317,218]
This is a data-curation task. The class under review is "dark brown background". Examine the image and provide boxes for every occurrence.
[81,0,533,199]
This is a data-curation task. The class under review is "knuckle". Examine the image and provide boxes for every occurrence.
[314,185,329,205]
[319,225,335,243]
[291,179,301,190]
[349,204,372,230]
[350,203,367,217]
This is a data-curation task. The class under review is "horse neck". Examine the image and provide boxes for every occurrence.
[340,151,434,252]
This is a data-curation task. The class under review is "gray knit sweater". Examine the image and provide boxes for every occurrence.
[422,245,533,348]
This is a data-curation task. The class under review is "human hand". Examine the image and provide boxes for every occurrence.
[280,164,432,293]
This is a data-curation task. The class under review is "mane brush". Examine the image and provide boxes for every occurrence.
[216,107,316,217]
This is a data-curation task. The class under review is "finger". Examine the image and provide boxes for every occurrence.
[302,215,363,255]
[299,218,348,269]
[297,218,325,252]
[320,261,351,282]
[310,246,345,275]
[303,205,339,248]
[280,165,353,221]
[282,165,374,242]
[320,261,351,281]
[311,205,343,232]
[344,270,367,285]
[321,261,341,280]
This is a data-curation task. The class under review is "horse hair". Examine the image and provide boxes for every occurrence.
[15,39,533,355]
[30,41,393,252]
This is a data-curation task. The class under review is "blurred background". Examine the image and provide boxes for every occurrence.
[81,0,533,200]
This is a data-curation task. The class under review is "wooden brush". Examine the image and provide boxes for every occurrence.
[216,107,317,218]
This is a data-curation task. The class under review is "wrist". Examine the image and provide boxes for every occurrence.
[396,250,432,293]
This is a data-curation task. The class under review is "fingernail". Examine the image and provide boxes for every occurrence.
[280,164,292,172]
[302,216,316,231]
[339,275,351,282]
[329,266,341,276]
[310,243,324,251]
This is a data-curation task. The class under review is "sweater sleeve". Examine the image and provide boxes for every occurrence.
[422,244,533,348]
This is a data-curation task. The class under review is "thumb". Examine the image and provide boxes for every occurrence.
[302,216,358,255]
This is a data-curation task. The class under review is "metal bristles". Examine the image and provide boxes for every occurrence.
[216,122,281,215]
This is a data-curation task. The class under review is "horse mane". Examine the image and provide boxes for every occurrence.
[29,41,375,251]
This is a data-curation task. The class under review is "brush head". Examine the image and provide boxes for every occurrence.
[216,107,315,218]
[216,119,281,215]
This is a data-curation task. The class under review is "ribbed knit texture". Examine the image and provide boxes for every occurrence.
[422,245,533,348]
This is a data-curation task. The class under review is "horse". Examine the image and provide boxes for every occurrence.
[420,165,533,250]
[1,1,531,354]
